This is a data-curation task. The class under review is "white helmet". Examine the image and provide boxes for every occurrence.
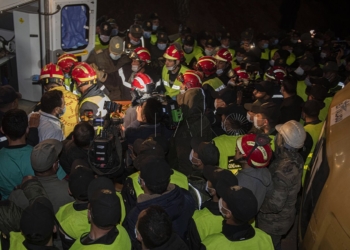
[275,120,306,149]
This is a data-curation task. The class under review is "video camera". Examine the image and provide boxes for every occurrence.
[86,101,123,177]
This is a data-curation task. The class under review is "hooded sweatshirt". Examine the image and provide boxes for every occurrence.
[236,167,272,210]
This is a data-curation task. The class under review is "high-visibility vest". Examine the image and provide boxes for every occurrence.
[70,224,131,250]
[183,46,203,66]
[79,95,110,118]
[319,96,332,122]
[156,65,189,98]
[297,80,308,102]
[130,169,189,197]
[192,208,223,241]
[202,77,225,92]
[302,121,324,185]
[202,228,274,250]
[9,231,26,250]
[261,48,270,60]
[270,49,296,66]
[94,34,109,51]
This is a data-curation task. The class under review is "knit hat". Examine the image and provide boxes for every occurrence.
[31,139,63,172]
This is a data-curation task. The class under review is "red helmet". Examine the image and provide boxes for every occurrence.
[214,48,233,63]
[57,54,78,73]
[236,69,249,80]
[71,62,97,86]
[40,63,64,84]
[236,134,272,168]
[196,56,216,75]
[180,70,202,89]
[163,44,182,61]
[132,73,155,94]
[265,66,286,83]
[130,47,151,64]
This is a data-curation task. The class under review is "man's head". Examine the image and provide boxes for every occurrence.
[275,120,306,150]
[73,121,94,148]
[214,48,232,73]
[71,62,97,94]
[256,33,269,50]
[31,139,63,175]
[20,197,56,246]
[190,138,220,169]
[139,157,173,195]
[108,36,124,61]
[40,90,65,117]
[323,61,339,84]
[204,37,217,56]
[137,98,163,123]
[98,22,112,44]
[163,44,182,72]
[69,163,95,201]
[280,76,297,97]
[183,34,195,54]
[253,102,280,131]
[252,81,274,101]
[302,100,324,120]
[39,63,64,91]
[0,85,21,112]
[136,205,172,249]
[129,24,143,45]
[1,109,28,141]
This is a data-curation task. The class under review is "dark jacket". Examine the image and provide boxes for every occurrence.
[279,94,304,124]
[152,233,189,250]
[257,144,304,235]
[59,140,89,174]
[79,84,110,118]
[124,184,195,242]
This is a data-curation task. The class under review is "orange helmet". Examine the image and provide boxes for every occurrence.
[163,44,183,61]
[39,63,64,85]
[196,56,216,75]
[214,48,233,63]
[179,70,202,89]
[236,134,272,168]
[130,47,151,64]
[71,62,97,86]
[57,54,78,74]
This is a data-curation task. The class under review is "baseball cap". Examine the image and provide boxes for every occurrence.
[183,35,195,46]
[99,22,112,36]
[31,139,63,172]
[149,12,159,21]
[203,165,238,189]
[215,87,237,106]
[157,32,168,43]
[216,182,258,223]
[323,61,339,72]
[69,163,95,201]
[254,81,274,96]
[191,138,220,165]
[309,77,331,90]
[109,36,124,55]
[244,99,264,113]
[302,100,325,117]
[143,20,152,32]
[256,33,269,42]
[87,177,115,201]
[20,197,55,246]
[221,32,231,40]
[300,33,312,41]
[205,37,216,47]
[299,55,315,68]
[89,188,121,227]
[133,137,167,156]
[140,157,173,186]
[0,85,22,105]
[254,102,280,124]
[308,84,328,101]
[130,24,143,38]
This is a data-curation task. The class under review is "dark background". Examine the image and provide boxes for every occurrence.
[97,0,350,39]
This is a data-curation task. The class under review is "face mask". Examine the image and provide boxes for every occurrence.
[110,53,121,60]
[294,66,304,76]
[236,56,243,63]
[143,31,151,39]
[320,52,327,59]
[134,227,138,239]
[262,43,269,49]
[181,38,185,44]
[253,115,263,129]
[205,49,213,56]
[130,39,140,46]
[111,29,119,36]
[218,198,230,217]
[132,65,139,72]
[205,181,215,195]
[166,64,177,71]
[216,69,223,75]
[99,35,110,43]
[64,73,70,79]
[269,59,275,66]
[157,43,167,50]
[221,44,229,49]
[246,113,253,123]
[180,89,186,94]
[152,25,158,31]
[221,121,225,131]
[189,149,193,162]
[184,46,193,53]
[304,77,311,86]
[58,106,66,118]
[288,49,293,54]
[291,39,298,44]
[273,39,279,45]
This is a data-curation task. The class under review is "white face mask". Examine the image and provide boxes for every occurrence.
[131,65,139,72]
[273,39,279,45]
[111,29,119,36]
[304,77,311,86]
[166,64,177,71]
[180,89,186,94]
[246,113,253,123]
[205,49,213,56]
[269,59,275,66]
[100,35,110,43]
[143,31,151,39]
[294,66,304,76]
[205,181,215,195]
[262,43,269,49]
[157,43,167,50]
[130,39,140,46]
[221,44,229,49]
[152,25,158,31]
[110,53,121,60]
[184,46,193,53]
[320,52,327,59]
[58,106,66,118]
[216,69,223,75]
[253,115,263,129]
[218,198,230,217]
[236,56,243,63]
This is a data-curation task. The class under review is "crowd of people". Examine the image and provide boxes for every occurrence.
[0,11,350,250]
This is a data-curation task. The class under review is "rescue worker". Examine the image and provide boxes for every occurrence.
[182,34,204,69]
[150,31,169,75]
[196,56,225,93]
[71,62,111,119]
[294,55,316,102]
[142,20,153,50]
[155,44,189,98]
[201,182,274,249]
[219,31,236,63]
[124,24,144,54]
[252,102,280,136]
[57,53,79,95]
[94,22,112,51]
[265,66,287,106]
[256,34,270,72]
[149,13,161,46]
[39,63,79,138]
[258,120,306,249]
[203,37,217,56]
[86,36,130,74]
[214,48,233,85]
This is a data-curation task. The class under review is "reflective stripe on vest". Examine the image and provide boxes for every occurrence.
[79,95,110,118]
[192,208,223,241]
[130,169,189,198]
[118,67,132,89]
[160,65,189,97]
[9,232,26,250]
[202,77,225,92]
[70,224,131,250]
[202,228,274,249]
